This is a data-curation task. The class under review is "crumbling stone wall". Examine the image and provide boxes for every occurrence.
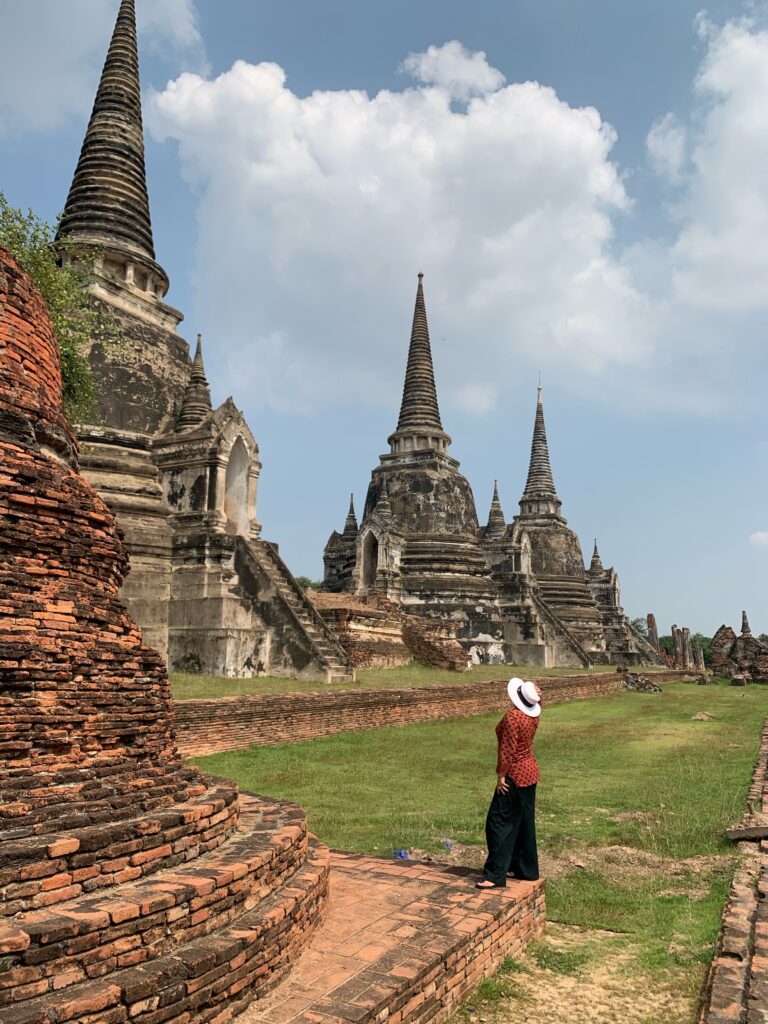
[310,590,469,671]
[712,618,768,682]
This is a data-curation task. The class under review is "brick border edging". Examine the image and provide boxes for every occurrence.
[697,719,768,1024]
[173,670,701,758]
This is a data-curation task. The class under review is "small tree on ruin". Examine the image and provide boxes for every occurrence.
[0,192,117,422]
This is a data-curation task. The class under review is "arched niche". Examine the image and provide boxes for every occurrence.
[362,531,379,589]
[223,436,250,536]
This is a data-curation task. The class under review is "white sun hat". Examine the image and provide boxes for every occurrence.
[508,678,541,718]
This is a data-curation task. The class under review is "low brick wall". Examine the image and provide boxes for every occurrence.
[174,670,699,758]
[697,718,768,1023]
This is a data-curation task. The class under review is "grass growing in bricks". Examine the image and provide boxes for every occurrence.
[171,661,617,700]
[194,682,768,983]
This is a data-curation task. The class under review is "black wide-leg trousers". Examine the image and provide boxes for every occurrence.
[482,780,539,886]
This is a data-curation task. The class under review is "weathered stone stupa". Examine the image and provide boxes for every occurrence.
[0,244,328,1022]
[57,0,353,682]
[324,276,662,668]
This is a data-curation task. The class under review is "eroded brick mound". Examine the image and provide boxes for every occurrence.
[0,246,189,833]
[0,247,329,1023]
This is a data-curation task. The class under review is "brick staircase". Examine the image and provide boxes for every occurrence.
[242,538,356,683]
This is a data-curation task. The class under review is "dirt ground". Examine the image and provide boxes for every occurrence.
[446,921,694,1024]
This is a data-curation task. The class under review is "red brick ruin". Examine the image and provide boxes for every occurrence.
[0,247,328,1023]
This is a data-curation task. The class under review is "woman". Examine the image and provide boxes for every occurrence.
[476,677,541,889]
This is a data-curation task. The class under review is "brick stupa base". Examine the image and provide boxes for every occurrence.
[0,246,329,1023]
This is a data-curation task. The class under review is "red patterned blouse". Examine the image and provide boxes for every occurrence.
[495,708,540,787]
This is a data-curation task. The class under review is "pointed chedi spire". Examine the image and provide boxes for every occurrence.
[388,274,451,456]
[742,610,752,637]
[176,334,213,430]
[519,384,562,518]
[485,480,506,539]
[590,539,604,572]
[56,0,169,296]
[343,494,358,538]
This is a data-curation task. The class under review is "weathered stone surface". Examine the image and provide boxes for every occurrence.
[324,278,663,671]
[55,0,347,682]
[713,615,768,683]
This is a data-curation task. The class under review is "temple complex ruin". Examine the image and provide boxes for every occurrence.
[57,0,353,682]
[712,612,768,683]
[0,243,329,1022]
[324,275,661,668]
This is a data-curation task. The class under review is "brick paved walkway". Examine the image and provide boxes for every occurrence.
[240,850,545,1024]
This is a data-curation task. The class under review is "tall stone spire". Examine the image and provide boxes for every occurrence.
[742,610,752,637]
[57,0,169,296]
[485,480,506,539]
[519,385,562,518]
[176,335,212,430]
[388,274,451,456]
[590,540,604,572]
[343,494,358,538]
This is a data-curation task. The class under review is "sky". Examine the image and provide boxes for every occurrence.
[1,0,766,636]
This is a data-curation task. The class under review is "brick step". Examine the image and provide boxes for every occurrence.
[0,764,201,840]
[241,853,544,1024]
[0,835,330,1024]
[0,780,241,916]
[0,794,310,1007]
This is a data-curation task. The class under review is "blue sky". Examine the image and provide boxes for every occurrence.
[2,1,767,636]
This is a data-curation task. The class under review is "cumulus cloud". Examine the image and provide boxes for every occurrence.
[668,15,768,312]
[750,532,768,548]
[646,112,687,182]
[147,20,768,417]
[400,41,506,100]
[0,0,203,137]
[149,44,636,413]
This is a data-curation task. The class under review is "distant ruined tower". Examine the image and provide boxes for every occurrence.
[56,0,352,681]
[323,276,663,669]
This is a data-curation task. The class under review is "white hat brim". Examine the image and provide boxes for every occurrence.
[508,678,541,718]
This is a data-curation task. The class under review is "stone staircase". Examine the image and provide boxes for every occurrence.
[531,592,593,667]
[241,538,356,683]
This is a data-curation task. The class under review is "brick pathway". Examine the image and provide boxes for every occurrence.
[240,850,545,1024]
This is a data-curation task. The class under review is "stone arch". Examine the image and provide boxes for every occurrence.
[224,435,250,535]
[361,531,379,589]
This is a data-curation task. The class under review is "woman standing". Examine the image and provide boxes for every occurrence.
[476,678,541,889]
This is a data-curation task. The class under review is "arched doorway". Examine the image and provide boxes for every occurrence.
[223,436,250,535]
[362,532,379,589]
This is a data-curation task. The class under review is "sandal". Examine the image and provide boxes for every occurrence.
[475,880,501,889]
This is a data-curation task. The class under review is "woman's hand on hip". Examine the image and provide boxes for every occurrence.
[496,775,509,795]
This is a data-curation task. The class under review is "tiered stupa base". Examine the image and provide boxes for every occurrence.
[0,786,329,1024]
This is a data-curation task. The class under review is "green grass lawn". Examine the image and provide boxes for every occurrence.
[193,682,768,986]
[171,661,619,700]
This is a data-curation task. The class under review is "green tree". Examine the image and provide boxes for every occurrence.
[630,616,648,637]
[0,192,116,421]
[295,576,322,590]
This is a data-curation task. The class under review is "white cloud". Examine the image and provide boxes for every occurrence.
[646,112,687,182]
[750,532,768,548]
[0,0,203,137]
[149,45,635,413]
[668,16,768,313]
[147,20,768,418]
[401,40,506,101]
